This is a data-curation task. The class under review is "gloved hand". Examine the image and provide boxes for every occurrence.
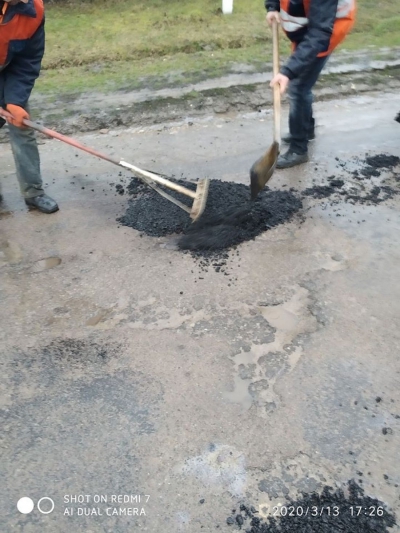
[6,104,30,128]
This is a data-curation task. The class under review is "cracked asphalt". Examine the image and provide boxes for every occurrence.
[1,90,400,532]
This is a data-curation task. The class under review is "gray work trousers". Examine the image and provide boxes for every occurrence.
[6,106,44,199]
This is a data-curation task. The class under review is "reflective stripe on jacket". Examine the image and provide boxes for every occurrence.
[280,0,355,55]
[264,0,356,80]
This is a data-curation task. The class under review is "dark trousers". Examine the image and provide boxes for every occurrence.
[0,103,44,199]
[288,55,330,154]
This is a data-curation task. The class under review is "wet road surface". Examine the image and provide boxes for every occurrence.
[1,91,400,532]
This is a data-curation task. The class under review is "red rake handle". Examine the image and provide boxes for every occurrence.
[0,108,121,167]
[0,108,197,214]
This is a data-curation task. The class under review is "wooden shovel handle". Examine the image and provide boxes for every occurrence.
[272,20,281,144]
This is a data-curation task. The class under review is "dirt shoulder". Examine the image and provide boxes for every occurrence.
[1,57,399,141]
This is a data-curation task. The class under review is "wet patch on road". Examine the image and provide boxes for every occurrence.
[226,481,397,532]
[188,308,276,354]
[0,239,23,265]
[31,256,62,272]
[182,444,247,498]
[3,338,118,394]
[34,337,110,367]
[223,286,318,414]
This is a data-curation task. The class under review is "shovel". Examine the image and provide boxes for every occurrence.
[250,19,281,199]
[0,109,210,221]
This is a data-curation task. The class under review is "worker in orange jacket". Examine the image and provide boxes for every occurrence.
[265,0,356,168]
[0,0,58,213]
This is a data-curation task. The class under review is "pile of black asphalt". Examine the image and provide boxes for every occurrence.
[117,152,399,256]
[118,178,302,253]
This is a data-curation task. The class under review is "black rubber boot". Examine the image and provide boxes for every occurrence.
[25,194,59,214]
[276,149,309,169]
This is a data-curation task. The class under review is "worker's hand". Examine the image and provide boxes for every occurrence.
[270,73,289,94]
[266,11,280,26]
[5,104,29,128]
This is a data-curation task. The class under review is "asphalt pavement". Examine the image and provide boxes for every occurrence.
[1,90,399,532]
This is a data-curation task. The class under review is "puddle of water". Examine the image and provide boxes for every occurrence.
[261,306,299,332]
[86,309,109,326]
[225,344,267,409]
[225,374,253,410]
[225,288,312,411]
[32,257,62,272]
[260,288,308,332]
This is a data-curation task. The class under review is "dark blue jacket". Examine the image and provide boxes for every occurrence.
[0,0,45,110]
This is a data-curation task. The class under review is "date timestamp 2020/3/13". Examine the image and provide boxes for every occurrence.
[265,505,386,517]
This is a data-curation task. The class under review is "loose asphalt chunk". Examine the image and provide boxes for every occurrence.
[304,153,400,205]
[302,179,344,199]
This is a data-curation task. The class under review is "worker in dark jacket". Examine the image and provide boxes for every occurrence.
[0,0,58,213]
[265,0,356,168]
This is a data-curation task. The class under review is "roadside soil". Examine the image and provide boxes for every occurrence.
[1,62,399,141]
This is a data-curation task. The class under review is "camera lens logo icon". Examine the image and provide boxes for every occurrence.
[17,497,55,514]
[17,498,34,514]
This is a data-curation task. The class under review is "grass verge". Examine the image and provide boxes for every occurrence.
[38,0,400,95]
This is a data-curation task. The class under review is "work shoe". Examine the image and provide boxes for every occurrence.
[25,194,59,214]
[282,131,315,144]
[276,149,309,169]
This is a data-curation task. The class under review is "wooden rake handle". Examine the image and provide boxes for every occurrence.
[272,20,281,144]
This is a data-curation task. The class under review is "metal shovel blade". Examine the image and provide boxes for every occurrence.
[250,141,280,200]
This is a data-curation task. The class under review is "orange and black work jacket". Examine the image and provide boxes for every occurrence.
[265,0,356,80]
[0,0,44,110]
